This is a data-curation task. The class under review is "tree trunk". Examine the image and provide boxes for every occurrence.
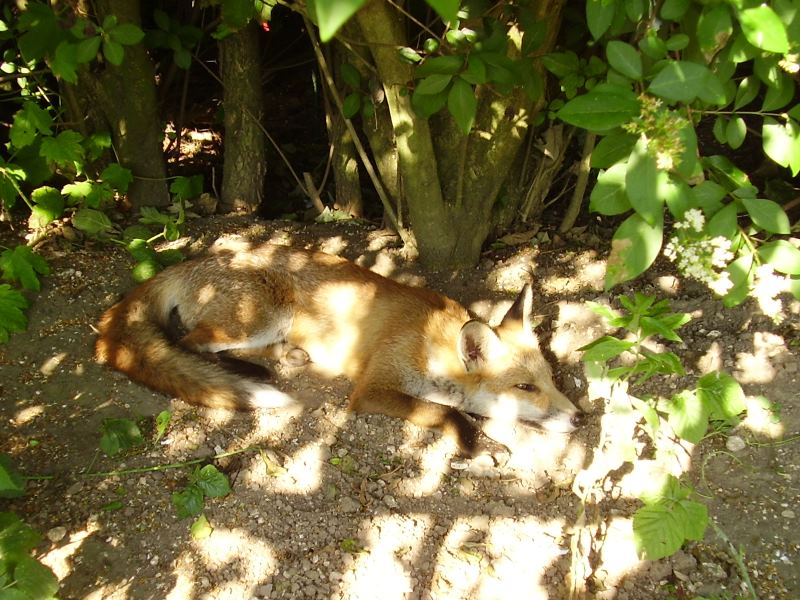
[355,0,565,269]
[75,0,169,209]
[219,22,265,213]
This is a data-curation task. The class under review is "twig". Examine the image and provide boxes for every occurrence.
[81,446,263,478]
[559,132,595,233]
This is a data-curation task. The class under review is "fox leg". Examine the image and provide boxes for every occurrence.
[349,385,509,462]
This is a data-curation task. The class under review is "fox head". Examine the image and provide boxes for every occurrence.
[457,284,583,433]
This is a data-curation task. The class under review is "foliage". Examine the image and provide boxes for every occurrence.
[171,464,231,539]
[99,418,145,457]
[546,1,800,312]
[0,456,59,599]
[579,293,762,561]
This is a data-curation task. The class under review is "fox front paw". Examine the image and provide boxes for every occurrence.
[465,431,510,467]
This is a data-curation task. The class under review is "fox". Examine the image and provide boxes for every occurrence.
[95,241,583,459]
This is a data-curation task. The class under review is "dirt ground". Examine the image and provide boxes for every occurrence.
[1,215,798,600]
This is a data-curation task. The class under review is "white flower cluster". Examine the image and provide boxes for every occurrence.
[664,210,735,296]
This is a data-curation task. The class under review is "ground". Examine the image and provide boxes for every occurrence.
[1,215,798,600]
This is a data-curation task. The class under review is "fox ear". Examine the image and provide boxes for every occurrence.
[458,320,501,372]
[499,283,532,333]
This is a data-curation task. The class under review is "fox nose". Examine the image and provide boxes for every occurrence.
[570,411,585,428]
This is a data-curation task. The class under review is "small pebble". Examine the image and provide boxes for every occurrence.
[725,435,746,452]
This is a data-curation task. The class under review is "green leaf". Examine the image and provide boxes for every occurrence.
[100,163,134,193]
[697,371,746,425]
[191,513,213,539]
[157,249,184,267]
[340,63,361,88]
[192,465,231,498]
[416,55,464,77]
[666,390,709,444]
[557,87,641,132]
[660,0,690,21]
[398,46,421,64]
[62,180,93,203]
[461,55,487,85]
[625,138,661,225]
[706,202,738,239]
[541,52,580,78]
[639,32,667,60]
[103,39,124,65]
[172,484,205,519]
[761,73,795,112]
[723,253,755,307]
[154,410,172,443]
[741,198,790,234]
[605,212,663,289]
[40,130,84,167]
[0,285,29,343]
[73,208,113,236]
[0,512,40,559]
[416,73,453,95]
[52,41,79,83]
[633,503,687,560]
[606,41,642,80]
[758,240,800,275]
[0,246,50,292]
[691,180,727,213]
[649,61,712,103]
[447,77,477,135]
[309,0,367,42]
[733,76,759,110]
[591,131,636,169]
[586,0,615,40]
[579,336,636,362]
[589,163,631,215]
[10,103,53,149]
[109,23,144,45]
[76,36,101,63]
[132,259,161,283]
[737,5,789,54]
[0,454,25,498]
[426,0,459,22]
[697,4,733,58]
[100,418,144,457]
[13,554,59,599]
[29,186,65,228]
[342,93,361,119]
[762,117,800,175]
[725,116,746,150]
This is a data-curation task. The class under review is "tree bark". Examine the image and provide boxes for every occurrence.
[70,0,170,209]
[219,22,266,213]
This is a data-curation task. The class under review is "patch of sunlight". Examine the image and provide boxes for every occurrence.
[596,516,641,590]
[655,275,681,295]
[13,405,45,425]
[39,352,68,376]
[40,519,101,582]
[361,251,396,278]
[541,259,605,296]
[393,430,455,497]
[320,235,347,255]
[274,442,326,494]
[336,514,431,600]
[166,563,195,600]
[697,341,723,373]
[431,516,566,599]
[742,395,784,438]
[179,528,277,599]
[735,331,787,384]
[551,301,607,363]
[467,299,495,323]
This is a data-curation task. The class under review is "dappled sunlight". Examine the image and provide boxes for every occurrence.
[335,514,431,599]
[175,528,277,598]
[696,340,723,373]
[551,300,607,362]
[741,395,784,438]
[320,235,348,255]
[277,441,326,494]
[542,257,606,294]
[597,516,641,590]
[359,250,397,278]
[394,430,457,497]
[39,352,69,376]
[13,404,45,425]
[734,331,786,384]
[40,520,101,581]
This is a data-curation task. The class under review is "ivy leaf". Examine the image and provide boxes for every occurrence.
[10,103,53,150]
[39,130,84,167]
[192,465,230,498]
[100,163,133,193]
[172,484,205,519]
[737,5,789,54]
[0,285,29,342]
[0,246,50,291]
[447,77,477,135]
[99,418,144,457]
[73,208,114,236]
[741,198,790,234]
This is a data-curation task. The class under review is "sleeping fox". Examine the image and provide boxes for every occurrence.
[95,241,582,459]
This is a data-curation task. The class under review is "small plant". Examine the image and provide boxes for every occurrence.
[171,464,231,539]
[578,293,757,561]
[0,455,59,599]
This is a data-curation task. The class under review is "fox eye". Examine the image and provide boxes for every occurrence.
[515,383,539,393]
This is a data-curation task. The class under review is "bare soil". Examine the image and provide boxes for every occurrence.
[1,215,798,600]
